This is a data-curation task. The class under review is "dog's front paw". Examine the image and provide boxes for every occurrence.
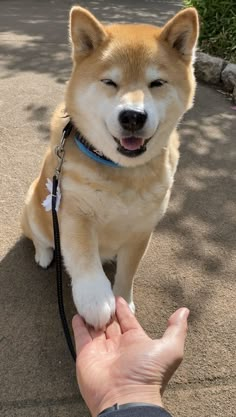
[35,247,54,269]
[72,274,115,329]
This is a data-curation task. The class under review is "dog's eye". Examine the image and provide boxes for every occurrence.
[101,79,118,88]
[149,79,167,88]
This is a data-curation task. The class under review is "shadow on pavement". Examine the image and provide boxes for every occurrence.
[154,83,236,321]
[0,0,181,83]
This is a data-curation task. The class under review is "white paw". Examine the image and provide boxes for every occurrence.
[112,282,135,313]
[35,247,54,269]
[72,274,115,329]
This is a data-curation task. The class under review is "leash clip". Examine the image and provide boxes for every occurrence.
[55,146,65,180]
[54,120,73,180]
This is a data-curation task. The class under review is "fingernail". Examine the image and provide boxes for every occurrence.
[179,308,190,320]
[118,297,126,305]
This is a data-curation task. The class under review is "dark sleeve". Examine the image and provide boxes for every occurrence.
[98,405,173,417]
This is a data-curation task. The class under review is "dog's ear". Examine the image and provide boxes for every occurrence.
[70,6,107,55]
[159,8,199,61]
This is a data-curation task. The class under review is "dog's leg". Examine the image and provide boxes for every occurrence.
[22,205,54,269]
[60,214,115,329]
[22,177,54,269]
[113,233,152,312]
[34,242,54,269]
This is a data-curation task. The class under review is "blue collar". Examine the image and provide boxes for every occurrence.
[74,133,120,168]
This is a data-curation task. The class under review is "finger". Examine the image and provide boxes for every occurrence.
[106,315,122,339]
[162,308,189,360]
[72,314,92,356]
[89,326,106,341]
[116,297,145,334]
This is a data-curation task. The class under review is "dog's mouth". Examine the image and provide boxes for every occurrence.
[113,136,151,157]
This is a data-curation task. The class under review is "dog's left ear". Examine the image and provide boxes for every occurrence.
[70,6,107,56]
[159,8,199,61]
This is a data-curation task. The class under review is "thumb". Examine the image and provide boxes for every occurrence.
[72,314,92,356]
[162,308,189,362]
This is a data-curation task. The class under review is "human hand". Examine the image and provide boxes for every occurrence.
[72,297,189,417]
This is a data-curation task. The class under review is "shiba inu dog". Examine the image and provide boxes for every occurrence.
[22,6,199,328]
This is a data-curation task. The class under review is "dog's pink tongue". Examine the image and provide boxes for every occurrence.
[121,137,144,151]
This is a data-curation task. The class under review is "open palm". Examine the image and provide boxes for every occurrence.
[72,297,189,417]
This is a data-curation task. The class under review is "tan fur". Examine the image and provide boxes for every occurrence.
[22,6,199,328]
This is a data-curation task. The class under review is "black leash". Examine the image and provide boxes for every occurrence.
[51,121,76,362]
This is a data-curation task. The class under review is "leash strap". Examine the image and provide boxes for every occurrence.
[52,121,76,362]
[51,119,119,361]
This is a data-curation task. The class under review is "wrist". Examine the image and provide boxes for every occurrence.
[91,385,163,417]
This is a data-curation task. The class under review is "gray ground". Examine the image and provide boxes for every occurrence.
[0,1,235,416]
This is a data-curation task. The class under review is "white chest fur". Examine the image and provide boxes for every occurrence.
[62,158,173,259]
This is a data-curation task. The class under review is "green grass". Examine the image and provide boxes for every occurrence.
[183,0,236,63]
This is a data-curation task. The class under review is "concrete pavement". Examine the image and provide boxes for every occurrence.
[0,1,235,416]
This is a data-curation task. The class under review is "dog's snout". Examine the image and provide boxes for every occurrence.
[119,110,147,131]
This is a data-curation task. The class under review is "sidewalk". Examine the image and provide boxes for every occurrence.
[0,1,235,416]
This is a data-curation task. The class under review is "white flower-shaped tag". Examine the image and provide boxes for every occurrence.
[42,178,61,212]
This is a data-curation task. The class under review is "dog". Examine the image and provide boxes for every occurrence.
[22,5,199,328]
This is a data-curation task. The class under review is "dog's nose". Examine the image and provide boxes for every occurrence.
[119,110,147,131]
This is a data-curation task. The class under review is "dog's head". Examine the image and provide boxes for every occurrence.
[66,6,199,167]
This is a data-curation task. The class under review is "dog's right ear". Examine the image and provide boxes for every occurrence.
[70,6,107,56]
